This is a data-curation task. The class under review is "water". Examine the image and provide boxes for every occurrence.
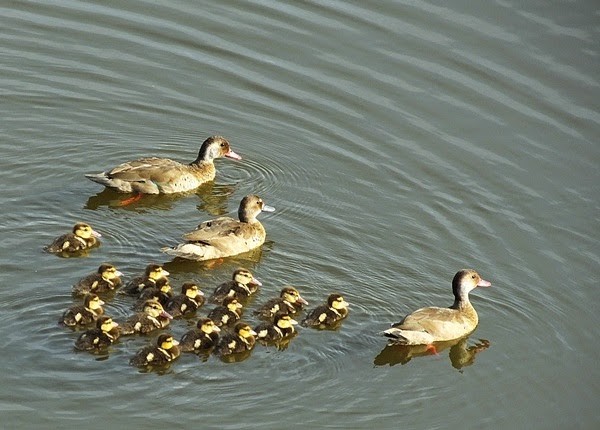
[1,1,598,429]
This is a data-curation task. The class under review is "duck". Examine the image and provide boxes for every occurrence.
[206,297,243,327]
[72,263,123,296]
[44,222,101,254]
[302,293,350,328]
[134,278,173,309]
[161,194,275,261]
[74,316,120,351]
[214,322,257,356]
[209,268,262,304]
[255,313,298,342]
[119,300,173,335]
[382,269,491,346]
[121,263,170,296]
[130,334,181,367]
[179,318,221,353]
[85,135,241,195]
[253,286,308,320]
[165,282,205,318]
[60,293,105,327]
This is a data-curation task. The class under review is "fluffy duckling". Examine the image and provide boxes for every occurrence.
[302,293,350,328]
[209,268,262,304]
[382,269,491,346]
[121,263,170,296]
[134,278,173,309]
[214,322,257,356]
[255,313,298,342]
[253,286,308,320]
[120,300,173,335]
[161,194,275,261]
[74,316,120,351]
[206,297,243,327]
[165,282,205,318]
[60,293,105,327]
[179,318,221,353]
[130,334,181,367]
[85,135,241,195]
[72,263,123,297]
[44,222,101,254]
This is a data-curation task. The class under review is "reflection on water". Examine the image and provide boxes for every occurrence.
[84,181,237,216]
[374,336,490,371]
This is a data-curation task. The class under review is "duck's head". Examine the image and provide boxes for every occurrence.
[238,195,275,223]
[73,222,101,240]
[142,300,173,320]
[327,293,349,310]
[181,282,204,299]
[157,333,179,350]
[452,269,491,300]
[281,286,308,306]
[84,293,105,311]
[233,268,262,287]
[144,264,170,281]
[197,318,221,334]
[98,263,123,281]
[97,315,118,332]
[223,297,243,313]
[274,314,298,330]
[234,322,257,340]
[156,278,172,294]
[196,135,241,162]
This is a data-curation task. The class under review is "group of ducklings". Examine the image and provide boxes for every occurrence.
[58,262,349,367]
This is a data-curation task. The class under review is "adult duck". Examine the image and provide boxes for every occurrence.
[382,269,491,346]
[161,194,274,261]
[85,136,241,196]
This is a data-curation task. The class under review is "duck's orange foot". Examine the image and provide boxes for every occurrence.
[426,344,439,356]
[119,194,143,206]
[204,258,225,269]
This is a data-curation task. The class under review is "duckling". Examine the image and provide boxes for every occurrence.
[44,222,101,254]
[382,269,491,346]
[165,282,205,318]
[60,293,105,327]
[214,322,257,356]
[85,135,241,196]
[120,300,173,335]
[206,297,243,327]
[130,334,181,367]
[161,194,275,261]
[209,268,262,304]
[302,293,350,328]
[74,316,120,351]
[255,313,298,342]
[72,263,123,297]
[121,263,170,296]
[134,278,173,309]
[253,286,308,320]
[179,318,221,353]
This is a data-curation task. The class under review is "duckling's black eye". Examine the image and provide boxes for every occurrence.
[471,274,476,279]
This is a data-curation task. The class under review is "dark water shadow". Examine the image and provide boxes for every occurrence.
[84,182,236,216]
[374,336,490,371]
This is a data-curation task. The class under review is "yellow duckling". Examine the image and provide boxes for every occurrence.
[44,222,101,254]
[209,268,262,304]
[72,263,123,297]
[74,316,120,352]
[302,293,350,328]
[60,293,105,327]
[120,300,173,335]
[130,334,180,367]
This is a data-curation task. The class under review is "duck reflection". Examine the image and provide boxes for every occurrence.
[84,182,235,215]
[374,336,490,370]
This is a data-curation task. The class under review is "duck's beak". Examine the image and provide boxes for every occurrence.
[477,279,491,287]
[297,296,309,305]
[250,276,263,287]
[162,269,170,277]
[115,270,124,277]
[92,230,102,238]
[171,339,180,346]
[213,325,221,333]
[290,318,299,325]
[225,149,242,160]
[261,204,276,213]
[161,310,174,320]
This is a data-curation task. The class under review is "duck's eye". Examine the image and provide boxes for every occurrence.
[471,274,476,279]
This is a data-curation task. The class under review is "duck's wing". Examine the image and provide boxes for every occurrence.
[181,217,239,242]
